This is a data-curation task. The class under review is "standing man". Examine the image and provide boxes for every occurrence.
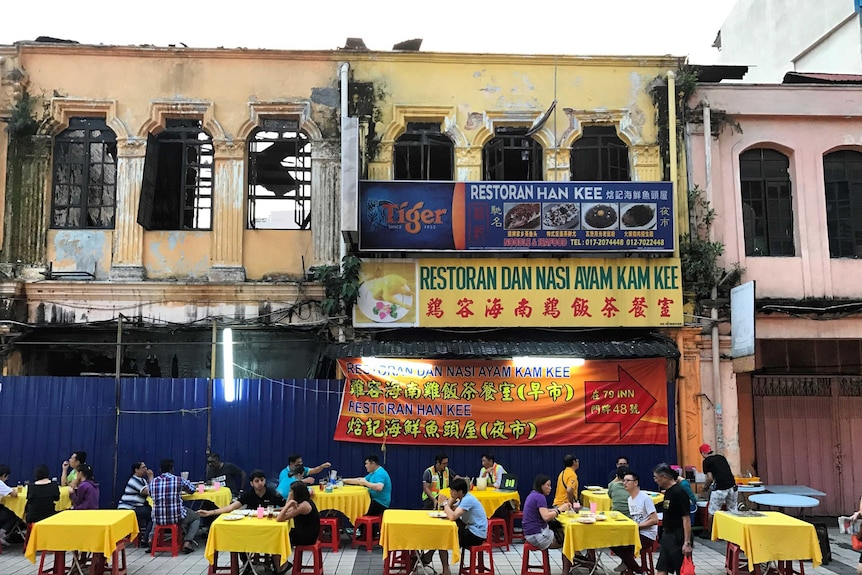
[608,456,630,482]
[344,455,391,516]
[206,453,246,497]
[150,459,201,554]
[277,454,331,498]
[653,464,692,575]
[699,443,737,536]
[422,452,457,509]
[553,454,580,508]
[437,478,488,575]
[478,454,506,488]
[61,451,87,487]
[117,462,154,540]
[199,470,285,517]
[0,464,21,546]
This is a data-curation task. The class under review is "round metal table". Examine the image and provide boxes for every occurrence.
[748,493,819,515]
[738,485,766,493]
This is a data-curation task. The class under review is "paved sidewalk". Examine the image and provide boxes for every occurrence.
[0,523,854,575]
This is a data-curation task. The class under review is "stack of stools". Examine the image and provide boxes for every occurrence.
[292,541,324,575]
[318,517,340,552]
[486,518,509,551]
[151,524,181,557]
[459,541,494,575]
[352,515,381,552]
[521,541,550,575]
[383,550,415,575]
[508,512,525,544]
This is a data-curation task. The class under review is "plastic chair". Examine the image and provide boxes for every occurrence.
[352,515,381,552]
[319,517,340,552]
[151,523,181,557]
[383,550,415,575]
[292,541,324,575]
[459,541,494,575]
[521,541,550,575]
[725,542,749,575]
[639,538,659,575]
[508,511,525,544]
[487,517,509,551]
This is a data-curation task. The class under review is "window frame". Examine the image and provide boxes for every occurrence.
[246,119,312,230]
[570,125,630,181]
[393,122,454,180]
[738,147,795,257]
[823,149,862,259]
[482,128,543,181]
[51,117,118,229]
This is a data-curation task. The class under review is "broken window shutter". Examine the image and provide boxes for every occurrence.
[137,133,160,230]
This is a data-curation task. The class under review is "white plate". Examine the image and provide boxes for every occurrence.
[222,514,244,521]
[428,511,446,518]
[586,486,604,491]
[577,517,596,524]
[594,514,608,521]
[356,277,413,323]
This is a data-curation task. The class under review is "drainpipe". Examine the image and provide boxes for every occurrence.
[339,62,350,344]
[703,101,723,452]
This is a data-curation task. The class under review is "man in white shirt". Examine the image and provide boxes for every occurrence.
[610,471,659,574]
[0,464,22,546]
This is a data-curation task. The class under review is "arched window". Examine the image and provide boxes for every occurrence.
[824,150,862,258]
[739,148,795,257]
[483,128,543,180]
[570,126,630,181]
[393,122,453,180]
[247,119,312,230]
[51,117,117,228]
[138,119,214,230]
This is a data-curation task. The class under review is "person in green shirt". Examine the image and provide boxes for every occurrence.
[607,466,631,517]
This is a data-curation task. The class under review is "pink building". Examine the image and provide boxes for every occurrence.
[686,80,862,515]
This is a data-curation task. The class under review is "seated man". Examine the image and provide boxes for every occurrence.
[477,453,506,488]
[117,462,153,542]
[610,471,659,574]
[61,451,87,488]
[0,464,21,546]
[344,455,391,539]
[277,454,331,498]
[438,477,487,575]
[150,459,201,554]
[199,469,285,518]
[206,453,246,497]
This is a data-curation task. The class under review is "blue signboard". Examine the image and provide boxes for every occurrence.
[358,180,675,253]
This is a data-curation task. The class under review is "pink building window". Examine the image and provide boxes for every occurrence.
[824,150,862,258]
[739,148,795,257]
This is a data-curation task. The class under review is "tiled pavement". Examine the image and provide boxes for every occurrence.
[0,522,856,575]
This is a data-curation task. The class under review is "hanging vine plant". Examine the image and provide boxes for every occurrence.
[308,254,362,320]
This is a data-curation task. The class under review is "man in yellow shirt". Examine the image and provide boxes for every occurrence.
[553,454,579,507]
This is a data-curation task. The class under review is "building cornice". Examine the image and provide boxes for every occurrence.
[24,281,325,303]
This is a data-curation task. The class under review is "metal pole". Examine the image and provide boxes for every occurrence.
[112,314,123,506]
[207,318,215,455]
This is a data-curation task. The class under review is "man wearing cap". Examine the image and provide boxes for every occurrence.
[699,443,737,538]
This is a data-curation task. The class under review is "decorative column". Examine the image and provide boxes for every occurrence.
[455,147,482,181]
[367,142,392,181]
[208,139,246,283]
[312,139,341,265]
[631,145,662,181]
[545,149,570,182]
[109,137,147,280]
[3,134,51,265]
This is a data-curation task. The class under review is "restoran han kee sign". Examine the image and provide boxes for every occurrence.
[352,258,683,328]
[359,180,675,253]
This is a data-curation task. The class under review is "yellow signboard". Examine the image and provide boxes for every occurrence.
[353,258,683,328]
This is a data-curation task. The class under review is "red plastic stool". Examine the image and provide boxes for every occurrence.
[292,541,324,575]
[207,551,237,575]
[319,517,340,552]
[725,542,749,575]
[776,561,805,575]
[508,512,525,544]
[459,542,494,575]
[639,538,659,575]
[487,517,509,551]
[92,539,128,575]
[521,541,550,575]
[384,551,415,575]
[352,515,381,552]
[151,523,181,557]
[37,551,67,575]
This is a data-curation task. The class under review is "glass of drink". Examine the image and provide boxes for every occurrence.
[267,505,274,519]
[319,479,326,491]
[181,471,189,481]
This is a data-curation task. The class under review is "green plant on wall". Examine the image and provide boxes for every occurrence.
[4,89,40,140]
[308,254,362,320]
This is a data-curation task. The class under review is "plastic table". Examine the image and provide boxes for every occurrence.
[748,493,819,515]
[764,485,826,497]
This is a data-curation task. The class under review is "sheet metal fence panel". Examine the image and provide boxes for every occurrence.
[0,376,116,508]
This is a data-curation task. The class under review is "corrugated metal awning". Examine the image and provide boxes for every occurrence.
[326,334,679,360]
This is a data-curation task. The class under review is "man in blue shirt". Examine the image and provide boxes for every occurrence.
[276,453,331,499]
[345,454,392,515]
[438,477,488,575]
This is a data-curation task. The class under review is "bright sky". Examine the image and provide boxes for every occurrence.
[2,0,737,64]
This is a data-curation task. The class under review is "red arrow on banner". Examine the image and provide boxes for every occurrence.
[584,367,657,438]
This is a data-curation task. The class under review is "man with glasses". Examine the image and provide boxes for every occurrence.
[205,453,246,497]
[610,471,659,573]
[553,454,580,508]
[653,464,692,575]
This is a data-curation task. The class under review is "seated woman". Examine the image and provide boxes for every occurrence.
[523,474,572,573]
[25,465,60,524]
[275,481,320,574]
[69,464,100,510]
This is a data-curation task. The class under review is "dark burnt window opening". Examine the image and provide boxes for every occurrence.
[51,117,117,229]
[570,126,631,181]
[247,119,312,230]
[394,122,453,180]
[483,128,543,180]
[739,148,795,257]
[824,149,862,258]
[137,119,213,230]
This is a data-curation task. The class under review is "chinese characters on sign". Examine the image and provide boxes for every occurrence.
[334,358,669,446]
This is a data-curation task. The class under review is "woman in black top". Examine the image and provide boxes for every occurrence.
[25,465,59,524]
[278,481,320,545]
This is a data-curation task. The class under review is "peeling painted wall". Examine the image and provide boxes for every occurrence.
[48,229,113,279]
[243,230,312,280]
[143,231,210,279]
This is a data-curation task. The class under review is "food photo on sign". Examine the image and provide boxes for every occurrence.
[353,259,418,328]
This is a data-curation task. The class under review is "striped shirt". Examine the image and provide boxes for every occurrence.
[117,475,148,509]
[150,472,194,525]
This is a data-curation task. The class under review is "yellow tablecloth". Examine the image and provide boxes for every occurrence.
[146,486,234,509]
[313,485,371,524]
[381,509,460,564]
[204,514,292,565]
[560,514,641,560]
[3,485,73,521]
[581,490,663,512]
[712,511,822,569]
[439,487,520,518]
[25,509,139,563]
